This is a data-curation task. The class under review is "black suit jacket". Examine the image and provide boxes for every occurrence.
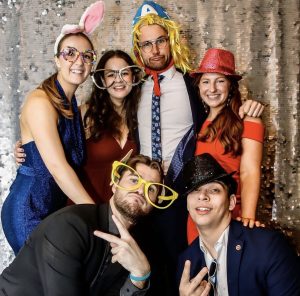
[0,204,137,296]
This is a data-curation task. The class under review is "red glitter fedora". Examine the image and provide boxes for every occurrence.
[190,48,242,80]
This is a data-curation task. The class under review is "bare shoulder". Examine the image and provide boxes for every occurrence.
[22,89,55,112]
[243,115,262,124]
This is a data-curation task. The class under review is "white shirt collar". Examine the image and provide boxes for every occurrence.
[199,225,230,260]
[145,65,176,81]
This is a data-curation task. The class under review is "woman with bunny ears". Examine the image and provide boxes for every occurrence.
[1,1,105,254]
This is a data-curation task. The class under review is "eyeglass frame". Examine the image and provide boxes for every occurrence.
[90,65,145,89]
[111,161,178,209]
[138,36,169,53]
[57,46,97,65]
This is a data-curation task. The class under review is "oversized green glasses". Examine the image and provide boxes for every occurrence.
[111,161,178,209]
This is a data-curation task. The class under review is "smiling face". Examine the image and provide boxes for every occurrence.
[112,163,161,224]
[138,24,171,70]
[55,34,94,94]
[102,57,133,105]
[198,73,231,115]
[187,181,236,232]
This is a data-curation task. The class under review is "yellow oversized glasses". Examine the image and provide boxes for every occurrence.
[111,161,178,209]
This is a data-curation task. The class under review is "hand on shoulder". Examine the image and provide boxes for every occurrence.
[243,115,263,124]
[239,99,265,119]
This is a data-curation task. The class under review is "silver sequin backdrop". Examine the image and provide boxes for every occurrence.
[0,0,299,270]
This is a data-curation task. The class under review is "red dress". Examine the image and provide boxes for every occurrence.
[80,132,137,204]
[187,120,264,244]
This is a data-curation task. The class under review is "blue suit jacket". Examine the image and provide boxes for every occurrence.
[177,220,300,296]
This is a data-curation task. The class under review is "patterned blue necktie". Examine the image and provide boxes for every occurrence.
[151,74,164,162]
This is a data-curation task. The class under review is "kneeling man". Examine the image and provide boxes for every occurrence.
[177,153,300,296]
[0,154,178,296]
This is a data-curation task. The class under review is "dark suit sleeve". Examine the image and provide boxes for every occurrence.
[35,212,93,296]
[176,253,186,288]
[265,232,300,296]
[176,241,206,295]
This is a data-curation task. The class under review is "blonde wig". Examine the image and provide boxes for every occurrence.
[132,14,192,73]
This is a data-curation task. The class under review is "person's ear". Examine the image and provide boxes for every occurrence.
[229,194,236,211]
[112,183,116,194]
[55,56,61,70]
[111,176,120,194]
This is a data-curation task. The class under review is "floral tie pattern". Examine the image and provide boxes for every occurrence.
[151,75,164,162]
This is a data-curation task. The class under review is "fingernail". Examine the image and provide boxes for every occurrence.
[23,154,26,157]
[21,149,24,152]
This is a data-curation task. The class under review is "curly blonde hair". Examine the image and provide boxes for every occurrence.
[132,14,191,73]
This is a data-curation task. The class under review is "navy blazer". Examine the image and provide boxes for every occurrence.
[177,220,300,296]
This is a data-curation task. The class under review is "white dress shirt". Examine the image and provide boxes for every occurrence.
[199,226,230,296]
[137,66,193,172]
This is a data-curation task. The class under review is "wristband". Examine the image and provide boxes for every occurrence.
[129,271,151,282]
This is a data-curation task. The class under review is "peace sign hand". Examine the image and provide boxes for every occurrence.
[179,260,211,296]
[94,215,150,288]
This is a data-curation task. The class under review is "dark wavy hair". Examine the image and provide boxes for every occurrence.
[195,74,243,157]
[84,50,141,141]
[38,33,94,118]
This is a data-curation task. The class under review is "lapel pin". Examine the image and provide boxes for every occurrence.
[235,244,242,251]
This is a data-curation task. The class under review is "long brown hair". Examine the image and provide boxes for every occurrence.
[84,50,141,141]
[195,75,243,157]
[38,33,94,118]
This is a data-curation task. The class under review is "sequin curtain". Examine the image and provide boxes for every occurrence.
[0,0,299,271]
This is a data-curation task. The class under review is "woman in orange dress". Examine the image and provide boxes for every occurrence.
[187,48,264,244]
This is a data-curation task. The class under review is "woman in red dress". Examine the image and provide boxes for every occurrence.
[187,48,264,244]
[80,50,143,203]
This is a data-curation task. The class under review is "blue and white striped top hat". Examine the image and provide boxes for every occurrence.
[132,1,170,26]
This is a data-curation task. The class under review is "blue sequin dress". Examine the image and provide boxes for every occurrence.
[1,80,85,254]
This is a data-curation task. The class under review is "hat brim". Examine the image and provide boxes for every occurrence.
[190,70,242,81]
[184,171,236,196]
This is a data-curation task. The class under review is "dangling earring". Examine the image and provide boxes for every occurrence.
[226,92,232,107]
[201,99,209,113]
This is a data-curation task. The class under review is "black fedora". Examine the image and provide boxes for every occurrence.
[182,153,237,196]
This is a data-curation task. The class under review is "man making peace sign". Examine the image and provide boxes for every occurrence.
[0,154,186,296]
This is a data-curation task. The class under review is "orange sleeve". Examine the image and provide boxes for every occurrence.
[242,121,264,143]
[187,214,199,244]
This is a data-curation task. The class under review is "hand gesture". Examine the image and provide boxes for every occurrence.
[179,260,211,296]
[94,214,150,288]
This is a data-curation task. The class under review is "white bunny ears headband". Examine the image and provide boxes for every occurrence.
[54,1,105,55]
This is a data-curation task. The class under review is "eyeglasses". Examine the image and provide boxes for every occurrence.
[138,36,169,53]
[91,66,145,89]
[58,47,97,65]
[208,259,218,296]
[111,161,178,209]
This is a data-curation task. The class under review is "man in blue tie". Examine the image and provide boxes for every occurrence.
[177,153,300,296]
[131,1,265,294]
